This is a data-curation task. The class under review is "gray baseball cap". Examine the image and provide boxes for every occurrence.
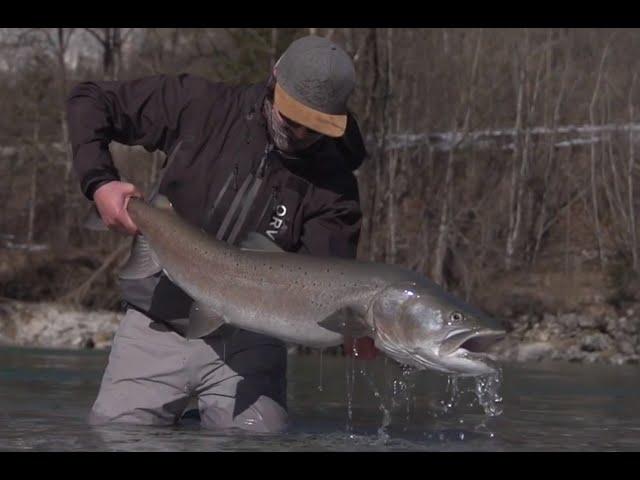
[273,35,356,138]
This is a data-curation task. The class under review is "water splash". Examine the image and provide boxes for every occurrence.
[391,376,406,412]
[359,363,391,444]
[401,367,415,423]
[376,408,391,445]
[442,375,461,413]
[473,369,504,417]
[345,343,357,436]
[345,367,353,434]
[383,365,420,434]
[318,349,324,392]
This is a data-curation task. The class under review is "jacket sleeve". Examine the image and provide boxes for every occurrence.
[297,172,362,259]
[66,73,217,200]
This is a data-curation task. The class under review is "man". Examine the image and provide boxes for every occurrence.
[67,34,375,433]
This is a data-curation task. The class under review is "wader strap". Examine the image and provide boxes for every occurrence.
[227,176,264,245]
[215,145,271,244]
[208,172,234,223]
[216,173,254,241]
[148,139,184,201]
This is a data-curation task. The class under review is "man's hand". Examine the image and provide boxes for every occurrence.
[343,337,378,360]
[93,181,143,236]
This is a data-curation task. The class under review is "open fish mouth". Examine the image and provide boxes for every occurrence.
[439,328,506,357]
[378,329,505,374]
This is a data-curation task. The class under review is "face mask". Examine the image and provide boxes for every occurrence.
[263,96,322,154]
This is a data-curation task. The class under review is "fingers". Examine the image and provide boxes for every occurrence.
[120,185,144,235]
[94,181,143,236]
[117,206,140,236]
[121,182,144,200]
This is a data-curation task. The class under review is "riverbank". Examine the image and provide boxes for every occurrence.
[1,299,639,365]
[0,300,121,350]
[492,308,640,365]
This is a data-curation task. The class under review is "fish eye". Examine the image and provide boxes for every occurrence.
[450,311,464,323]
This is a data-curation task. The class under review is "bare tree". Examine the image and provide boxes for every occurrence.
[85,28,135,80]
[628,72,638,269]
[506,31,544,270]
[589,39,612,268]
[531,32,572,264]
[431,29,483,286]
[269,28,279,69]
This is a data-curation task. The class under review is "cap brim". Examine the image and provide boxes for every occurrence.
[274,83,347,138]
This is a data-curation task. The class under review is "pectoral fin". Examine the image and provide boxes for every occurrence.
[317,306,373,338]
[186,301,227,339]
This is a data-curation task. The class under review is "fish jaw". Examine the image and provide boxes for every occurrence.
[374,327,505,376]
[439,328,506,356]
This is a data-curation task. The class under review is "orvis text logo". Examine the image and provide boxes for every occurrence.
[265,205,287,240]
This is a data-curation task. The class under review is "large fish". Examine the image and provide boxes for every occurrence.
[111,194,505,377]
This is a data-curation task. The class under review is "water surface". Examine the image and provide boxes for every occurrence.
[0,346,639,451]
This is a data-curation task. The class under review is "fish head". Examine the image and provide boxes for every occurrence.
[370,281,506,376]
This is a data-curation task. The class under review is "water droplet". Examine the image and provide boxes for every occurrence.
[318,349,324,392]
[473,368,504,417]
[345,348,355,434]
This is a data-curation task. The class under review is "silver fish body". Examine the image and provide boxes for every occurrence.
[124,197,505,376]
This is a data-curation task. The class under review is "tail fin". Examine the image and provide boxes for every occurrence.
[115,193,174,280]
[81,139,184,231]
[83,204,109,231]
[118,234,163,280]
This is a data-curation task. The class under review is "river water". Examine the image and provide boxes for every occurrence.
[0,346,638,451]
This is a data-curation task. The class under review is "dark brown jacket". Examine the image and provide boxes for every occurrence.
[67,74,366,324]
